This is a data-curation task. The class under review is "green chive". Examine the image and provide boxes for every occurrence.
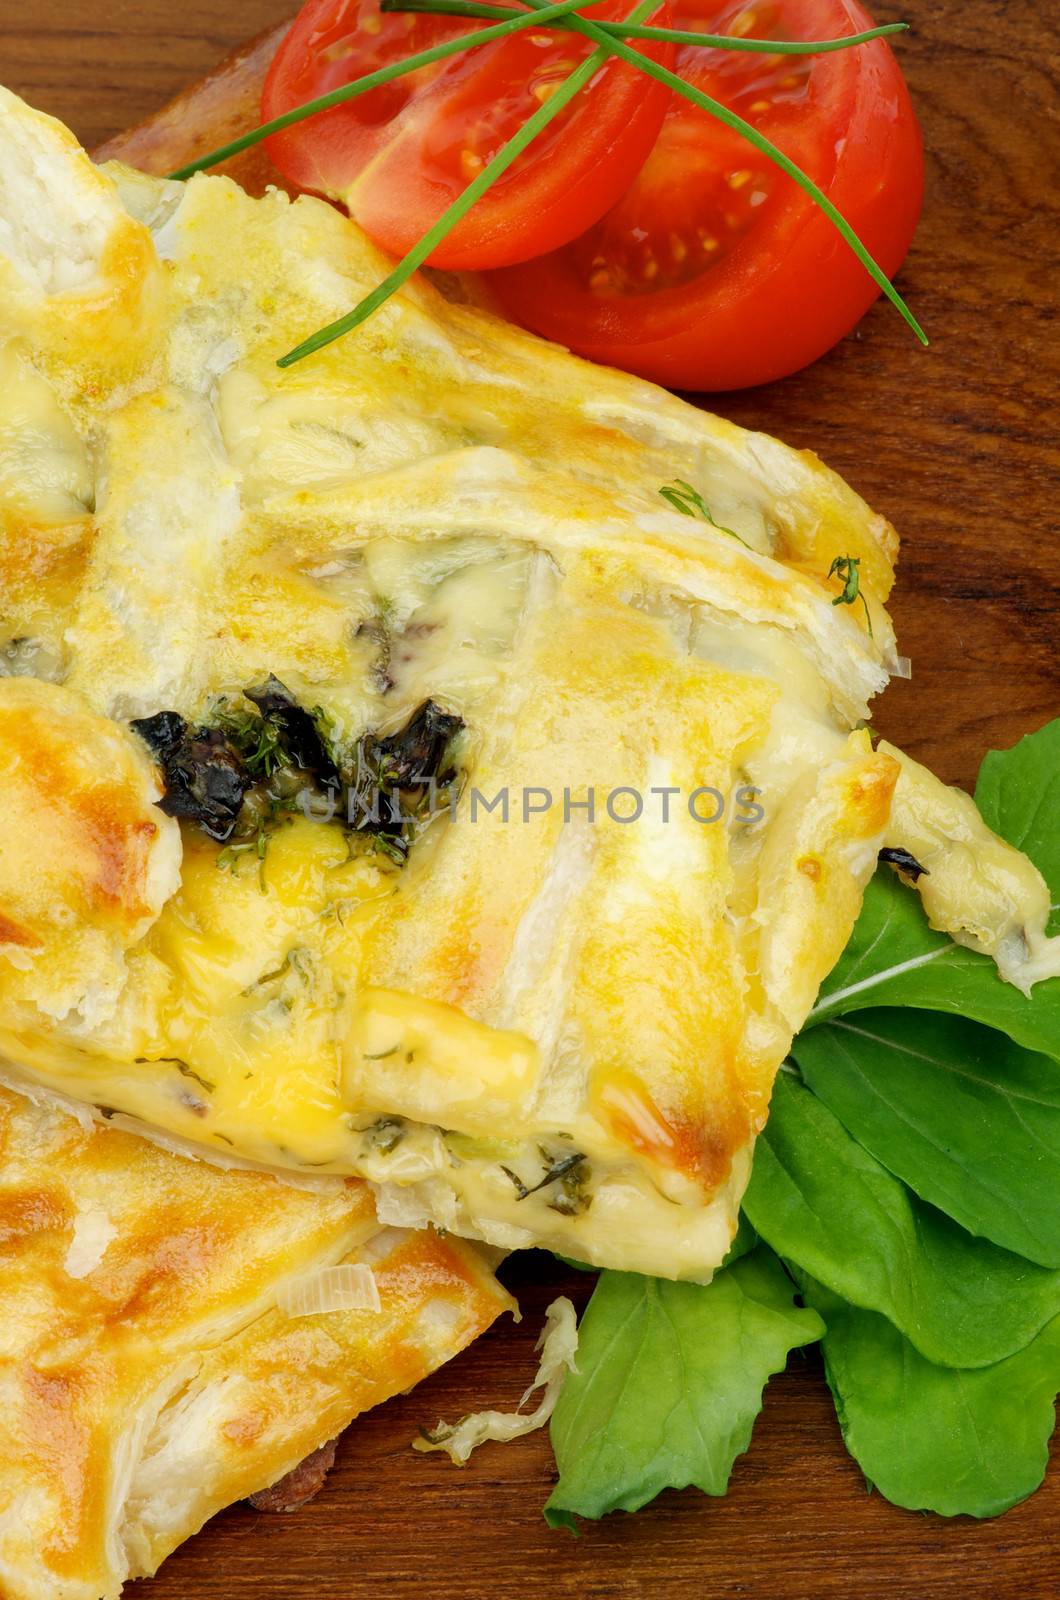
[278,0,660,366]
[167,0,613,180]
[380,0,908,57]
[659,479,752,547]
[512,0,927,346]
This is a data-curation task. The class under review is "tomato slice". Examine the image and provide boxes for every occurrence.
[262,0,676,270]
[486,0,924,388]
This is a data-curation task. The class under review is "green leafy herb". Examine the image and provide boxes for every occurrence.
[807,872,1060,1060]
[213,702,289,779]
[722,1213,759,1266]
[658,480,751,547]
[501,1150,589,1209]
[804,1278,1060,1518]
[172,0,920,367]
[524,0,924,342]
[242,946,312,995]
[173,0,903,181]
[975,719,1060,934]
[793,1007,1060,1268]
[545,1248,823,1528]
[827,554,873,636]
[742,1072,1060,1369]
[136,1056,215,1094]
[538,723,1060,1526]
[360,1115,407,1155]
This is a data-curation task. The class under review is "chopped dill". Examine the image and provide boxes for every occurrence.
[360,1115,408,1155]
[659,480,752,549]
[136,1056,216,1093]
[502,1149,589,1208]
[243,947,312,995]
[827,554,874,637]
[213,701,289,779]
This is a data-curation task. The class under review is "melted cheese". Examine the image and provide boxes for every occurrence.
[881,741,1060,991]
[0,85,1054,1280]
[0,678,181,1028]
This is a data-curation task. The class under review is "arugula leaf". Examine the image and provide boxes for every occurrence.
[803,1277,1060,1518]
[742,1073,1060,1367]
[806,874,1060,1061]
[807,719,1060,1060]
[544,1248,822,1528]
[721,1212,759,1265]
[793,1008,1060,1268]
[541,726,1060,1530]
[976,719,1060,930]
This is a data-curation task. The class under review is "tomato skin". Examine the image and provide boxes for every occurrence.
[262,0,677,271]
[486,0,924,389]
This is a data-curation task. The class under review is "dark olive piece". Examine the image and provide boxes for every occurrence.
[878,846,929,881]
[368,699,464,788]
[244,674,342,788]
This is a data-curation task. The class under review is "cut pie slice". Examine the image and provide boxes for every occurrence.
[0,1082,510,1600]
[0,87,1056,1279]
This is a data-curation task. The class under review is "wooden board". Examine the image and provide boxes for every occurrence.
[5,3,1060,1596]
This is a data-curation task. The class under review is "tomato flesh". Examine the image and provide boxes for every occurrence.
[263,0,677,270]
[487,0,924,388]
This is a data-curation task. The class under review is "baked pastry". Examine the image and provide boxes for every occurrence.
[0,85,1055,1279]
[0,1082,509,1600]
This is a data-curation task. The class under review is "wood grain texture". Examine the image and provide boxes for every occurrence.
[3,1,1060,1596]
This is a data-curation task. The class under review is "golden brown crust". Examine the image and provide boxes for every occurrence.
[0,85,905,1280]
[0,679,181,1027]
[0,1084,511,1600]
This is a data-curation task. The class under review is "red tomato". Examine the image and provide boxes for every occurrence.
[486,0,924,389]
[262,0,676,270]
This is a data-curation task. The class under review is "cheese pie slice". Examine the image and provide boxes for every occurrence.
[0,86,1056,1279]
[0,1083,510,1600]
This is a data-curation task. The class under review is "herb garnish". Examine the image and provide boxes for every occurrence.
[217,815,283,893]
[502,1149,589,1207]
[136,1056,216,1094]
[167,7,923,365]
[393,0,906,56]
[658,480,752,548]
[141,682,463,878]
[244,675,342,790]
[213,702,289,779]
[242,947,312,995]
[351,699,465,860]
[360,1116,408,1155]
[827,553,874,637]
